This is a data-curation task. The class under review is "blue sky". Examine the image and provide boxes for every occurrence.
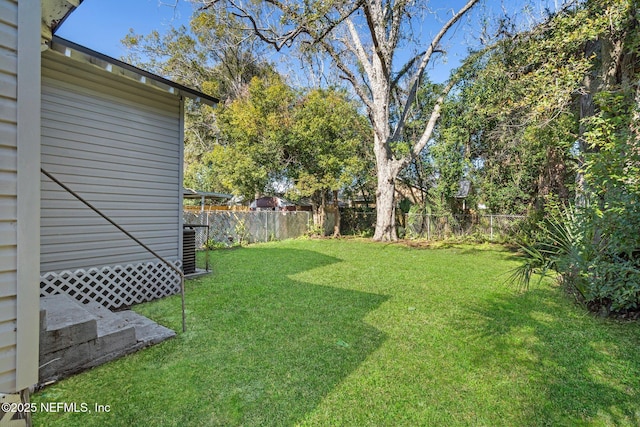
[55,0,564,84]
[56,0,194,57]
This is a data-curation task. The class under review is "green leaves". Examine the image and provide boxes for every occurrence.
[432,2,640,214]
[504,1,640,314]
[206,79,372,203]
[213,75,295,199]
[287,88,372,202]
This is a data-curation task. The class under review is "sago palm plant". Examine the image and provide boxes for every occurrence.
[509,204,587,294]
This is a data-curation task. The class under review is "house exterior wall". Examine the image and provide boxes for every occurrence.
[0,0,19,395]
[0,0,41,394]
[39,49,183,309]
[40,50,181,271]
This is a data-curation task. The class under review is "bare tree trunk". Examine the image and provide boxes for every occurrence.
[319,191,326,235]
[311,191,325,235]
[360,185,370,208]
[373,160,400,241]
[634,76,640,143]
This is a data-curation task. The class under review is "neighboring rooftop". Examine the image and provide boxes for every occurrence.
[183,188,234,200]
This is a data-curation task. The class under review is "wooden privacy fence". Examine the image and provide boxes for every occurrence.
[184,210,312,248]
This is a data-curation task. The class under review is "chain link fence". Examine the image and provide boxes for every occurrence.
[184,211,312,248]
[338,208,377,236]
[404,213,525,241]
[330,211,525,241]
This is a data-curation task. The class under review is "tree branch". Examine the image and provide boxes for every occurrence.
[362,1,390,83]
[207,0,363,52]
[322,40,374,120]
[391,0,479,143]
[388,0,409,51]
[409,78,456,162]
[345,17,374,82]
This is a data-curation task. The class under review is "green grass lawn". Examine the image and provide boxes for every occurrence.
[32,239,640,426]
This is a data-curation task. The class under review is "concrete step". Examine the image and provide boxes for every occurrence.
[39,294,175,385]
[119,310,176,345]
[84,301,137,342]
[40,295,98,354]
[82,301,175,345]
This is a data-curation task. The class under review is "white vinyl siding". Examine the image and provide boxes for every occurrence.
[0,0,18,394]
[40,50,182,273]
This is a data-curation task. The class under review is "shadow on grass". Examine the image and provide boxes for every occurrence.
[34,247,388,427]
[461,287,640,425]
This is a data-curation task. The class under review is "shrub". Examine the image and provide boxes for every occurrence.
[512,201,640,313]
[509,203,586,291]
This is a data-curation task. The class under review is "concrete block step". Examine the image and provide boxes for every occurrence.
[83,301,135,339]
[38,295,175,385]
[40,329,142,380]
[119,311,176,345]
[40,295,98,354]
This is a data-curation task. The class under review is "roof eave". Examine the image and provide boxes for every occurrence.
[48,36,219,107]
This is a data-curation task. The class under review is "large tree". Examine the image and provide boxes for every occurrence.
[196,0,479,240]
[433,26,585,214]
[431,0,634,216]
[207,74,296,200]
[288,88,372,235]
[474,0,640,313]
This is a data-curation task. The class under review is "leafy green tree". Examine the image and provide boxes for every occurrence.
[432,2,596,214]
[122,10,273,103]
[576,0,640,312]
[396,81,440,213]
[287,88,371,235]
[122,18,371,218]
[508,0,640,314]
[204,74,296,200]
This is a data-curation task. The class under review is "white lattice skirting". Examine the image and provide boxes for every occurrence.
[40,260,182,310]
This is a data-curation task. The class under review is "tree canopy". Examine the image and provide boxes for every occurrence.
[195,0,482,240]
[462,0,640,314]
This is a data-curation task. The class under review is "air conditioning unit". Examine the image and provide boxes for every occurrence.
[183,227,196,275]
